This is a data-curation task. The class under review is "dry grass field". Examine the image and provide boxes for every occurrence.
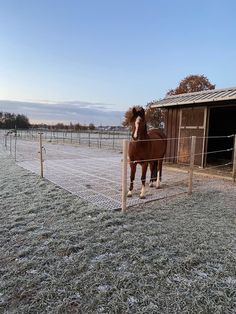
[0,149,236,313]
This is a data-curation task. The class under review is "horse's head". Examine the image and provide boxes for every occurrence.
[130,107,147,141]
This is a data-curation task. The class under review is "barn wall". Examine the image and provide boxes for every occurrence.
[178,107,207,166]
[164,108,180,162]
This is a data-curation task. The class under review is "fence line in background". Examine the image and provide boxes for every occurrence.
[2,131,235,171]
[11,129,131,151]
[2,128,235,155]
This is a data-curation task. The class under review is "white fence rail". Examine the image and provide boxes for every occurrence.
[1,129,131,151]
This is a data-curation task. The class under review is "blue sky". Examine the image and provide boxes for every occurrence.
[0,0,236,125]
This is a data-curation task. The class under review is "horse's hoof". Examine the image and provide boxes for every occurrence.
[140,195,146,199]
[149,183,154,188]
[127,191,132,197]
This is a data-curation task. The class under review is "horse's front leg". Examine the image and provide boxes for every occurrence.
[140,162,148,199]
[127,162,137,197]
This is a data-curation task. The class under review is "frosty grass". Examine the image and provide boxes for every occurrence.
[0,149,236,313]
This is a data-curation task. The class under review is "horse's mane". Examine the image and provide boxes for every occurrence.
[148,128,166,137]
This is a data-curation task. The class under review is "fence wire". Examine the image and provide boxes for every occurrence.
[1,131,235,210]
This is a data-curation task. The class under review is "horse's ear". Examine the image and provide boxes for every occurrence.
[140,107,145,117]
[132,107,137,116]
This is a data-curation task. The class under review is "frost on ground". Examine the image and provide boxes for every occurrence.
[14,139,189,210]
[0,148,236,313]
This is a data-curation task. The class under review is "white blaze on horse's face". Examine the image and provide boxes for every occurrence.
[133,116,141,140]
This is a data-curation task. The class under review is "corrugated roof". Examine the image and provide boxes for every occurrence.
[150,86,236,108]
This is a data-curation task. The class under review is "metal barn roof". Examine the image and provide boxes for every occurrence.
[150,86,236,108]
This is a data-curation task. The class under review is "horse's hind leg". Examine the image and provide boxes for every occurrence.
[140,162,148,199]
[156,160,162,189]
[127,162,137,197]
[149,161,157,187]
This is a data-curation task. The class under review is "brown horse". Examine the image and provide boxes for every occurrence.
[128,107,167,198]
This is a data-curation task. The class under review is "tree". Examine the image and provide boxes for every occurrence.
[0,112,30,129]
[74,123,82,131]
[122,106,141,128]
[88,123,95,130]
[69,122,74,130]
[15,114,30,129]
[145,105,167,129]
[54,123,65,130]
[4,113,18,129]
[167,74,215,96]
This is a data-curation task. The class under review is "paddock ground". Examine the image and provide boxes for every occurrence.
[14,139,198,210]
[0,146,236,313]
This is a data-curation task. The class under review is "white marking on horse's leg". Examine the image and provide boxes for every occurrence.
[127,190,132,197]
[156,171,161,189]
[149,181,154,187]
[140,185,146,199]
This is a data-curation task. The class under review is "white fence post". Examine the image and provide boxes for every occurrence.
[121,139,128,212]
[233,134,236,183]
[188,136,196,195]
[39,132,44,178]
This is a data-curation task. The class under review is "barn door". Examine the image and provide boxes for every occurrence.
[178,107,207,166]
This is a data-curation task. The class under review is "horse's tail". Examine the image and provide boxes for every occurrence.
[150,159,163,184]
[152,160,158,181]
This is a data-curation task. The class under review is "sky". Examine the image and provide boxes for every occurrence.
[0,0,236,125]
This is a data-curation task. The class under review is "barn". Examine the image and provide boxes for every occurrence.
[149,86,236,167]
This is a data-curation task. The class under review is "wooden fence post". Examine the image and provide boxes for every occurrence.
[4,134,7,149]
[188,136,196,195]
[100,132,102,148]
[39,132,44,178]
[121,140,128,212]
[112,132,115,149]
[9,133,12,155]
[232,134,236,182]
[14,132,17,162]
